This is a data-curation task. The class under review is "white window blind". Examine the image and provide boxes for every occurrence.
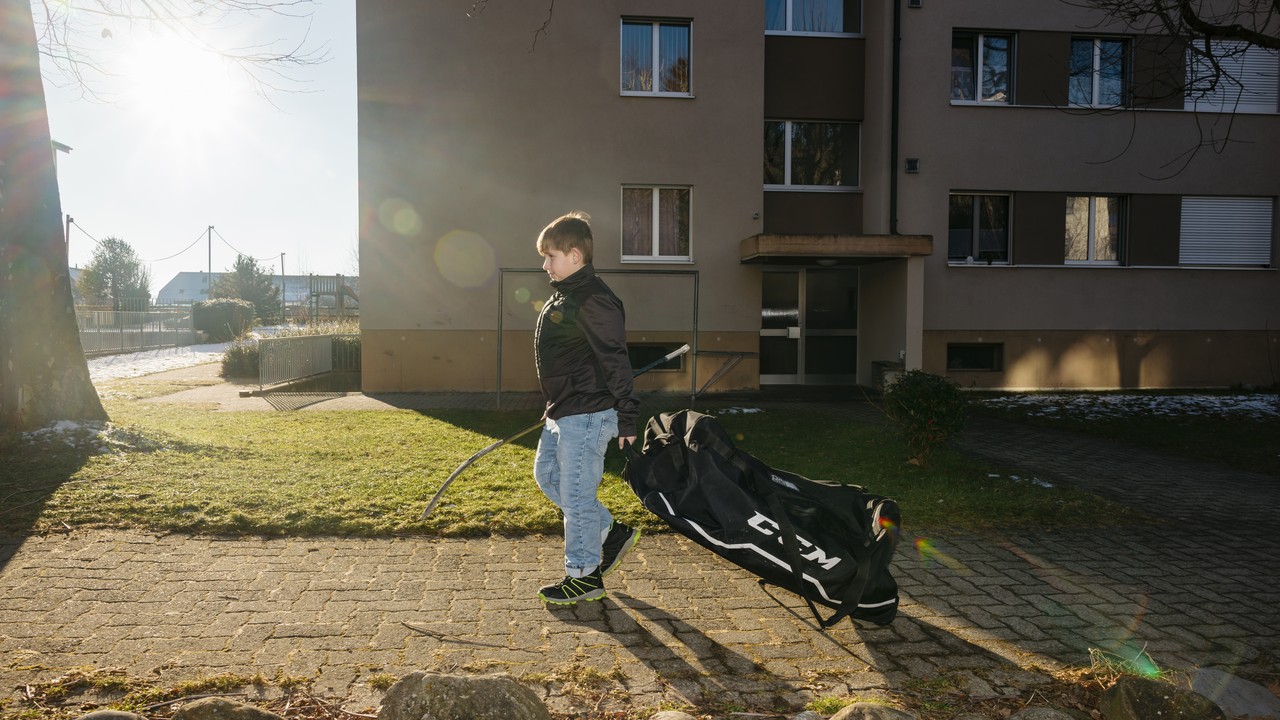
[1185,42,1279,114]
[1179,197,1274,266]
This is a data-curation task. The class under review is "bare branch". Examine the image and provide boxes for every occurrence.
[529,0,555,52]
[33,0,329,97]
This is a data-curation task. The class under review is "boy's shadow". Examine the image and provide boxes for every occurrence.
[546,592,799,707]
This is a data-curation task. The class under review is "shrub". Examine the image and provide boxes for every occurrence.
[193,299,255,342]
[222,337,259,378]
[881,369,967,465]
[332,334,362,371]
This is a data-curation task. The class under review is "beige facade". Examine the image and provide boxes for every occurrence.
[358,1,1279,393]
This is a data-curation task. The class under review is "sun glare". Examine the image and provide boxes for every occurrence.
[121,34,243,143]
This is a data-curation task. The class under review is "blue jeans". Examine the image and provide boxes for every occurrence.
[533,408,617,577]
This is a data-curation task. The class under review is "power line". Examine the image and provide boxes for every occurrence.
[68,219,99,244]
[148,228,207,263]
[213,227,279,264]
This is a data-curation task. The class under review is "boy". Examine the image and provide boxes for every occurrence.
[532,211,641,605]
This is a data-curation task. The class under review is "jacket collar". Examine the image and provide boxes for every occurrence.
[550,262,596,292]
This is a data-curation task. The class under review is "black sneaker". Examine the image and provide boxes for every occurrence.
[538,570,605,605]
[600,521,640,577]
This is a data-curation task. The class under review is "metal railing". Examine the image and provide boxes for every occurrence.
[258,333,360,389]
[77,308,194,355]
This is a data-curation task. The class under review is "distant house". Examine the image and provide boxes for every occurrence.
[155,272,357,314]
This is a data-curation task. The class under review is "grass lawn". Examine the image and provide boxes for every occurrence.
[0,379,1143,537]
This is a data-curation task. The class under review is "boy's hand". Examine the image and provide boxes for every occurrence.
[618,436,636,449]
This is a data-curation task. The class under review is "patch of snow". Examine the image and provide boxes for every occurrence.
[87,343,231,382]
[21,420,167,454]
[978,393,1278,420]
[719,407,765,415]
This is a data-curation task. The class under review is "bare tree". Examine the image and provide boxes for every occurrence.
[0,0,323,432]
[1065,0,1280,177]
[1072,0,1279,51]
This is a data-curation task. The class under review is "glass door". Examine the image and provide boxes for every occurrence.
[759,269,858,385]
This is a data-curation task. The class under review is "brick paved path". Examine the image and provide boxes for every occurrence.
[2,391,1277,715]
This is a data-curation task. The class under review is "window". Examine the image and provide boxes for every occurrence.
[1179,197,1274,266]
[952,31,1013,103]
[1070,38,1128,107]
[947,344,1003,371]
[627,343,685,372]
[1065,196,1124,264]
[949,194,1010,263]
[621,19,691,95]
[622,186,691,261]
[766,0,862,35]
[764,121,860,189]
[1185,40,1279,113]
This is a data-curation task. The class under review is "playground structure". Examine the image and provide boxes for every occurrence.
[297,274,359,321]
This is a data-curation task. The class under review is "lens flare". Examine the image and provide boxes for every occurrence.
[513,287,531,304]
[434,230,496,288]
[913,536,970,573]
[1092,644,1163,679]
[377,198,423,237]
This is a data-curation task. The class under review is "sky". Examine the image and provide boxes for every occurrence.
[40,0,358,294]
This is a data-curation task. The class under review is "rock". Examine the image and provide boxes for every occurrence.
[830,702,918,720]
[75,712,146,720]
[649,712,697,720]
[1099,676,1225,720]
[173,697,284,720]
[1191,668,1280,720]
[377,671,550,720]
[792,712,826,720]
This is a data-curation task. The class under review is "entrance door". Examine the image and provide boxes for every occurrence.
[759,269,858,385]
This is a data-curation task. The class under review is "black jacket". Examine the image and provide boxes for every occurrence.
[534,264,638,435]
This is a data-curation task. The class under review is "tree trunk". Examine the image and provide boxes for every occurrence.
[0,0,108,431]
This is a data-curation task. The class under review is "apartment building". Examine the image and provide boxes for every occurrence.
[357,1,1279,394]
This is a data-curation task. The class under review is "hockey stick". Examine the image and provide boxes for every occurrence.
[419,343,691,520]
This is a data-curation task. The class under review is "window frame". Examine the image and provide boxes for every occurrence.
[620,18,693,98]
[764,119,862,191]
[765,0,863,37]
[951,30,1015,104]
[1065,195,1125,266]
[1069,37,1130,108]
[621,185,693,263]
[948,192,1012,264]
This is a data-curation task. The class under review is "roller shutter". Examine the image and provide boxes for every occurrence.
[1179,197,1274,266]
[1185,42,1279,114]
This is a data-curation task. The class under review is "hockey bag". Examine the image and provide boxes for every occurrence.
[623,409,900,627]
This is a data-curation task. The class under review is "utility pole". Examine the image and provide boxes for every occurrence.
[64,214,72,254]
[206,225,213,300]
[280,252,286,323]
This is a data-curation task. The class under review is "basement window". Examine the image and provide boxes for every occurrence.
[628,343,685,372]
[947,343,1003,372]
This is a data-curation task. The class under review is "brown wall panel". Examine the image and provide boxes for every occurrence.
[765,36,865,120]
[1127,194,1181,266]
[763,192,864,235]
[1132,35,1187,110]
[1016,31,1070,107]
[1013,192,1066,265]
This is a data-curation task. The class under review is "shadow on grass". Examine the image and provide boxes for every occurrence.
[0,436,96,570]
